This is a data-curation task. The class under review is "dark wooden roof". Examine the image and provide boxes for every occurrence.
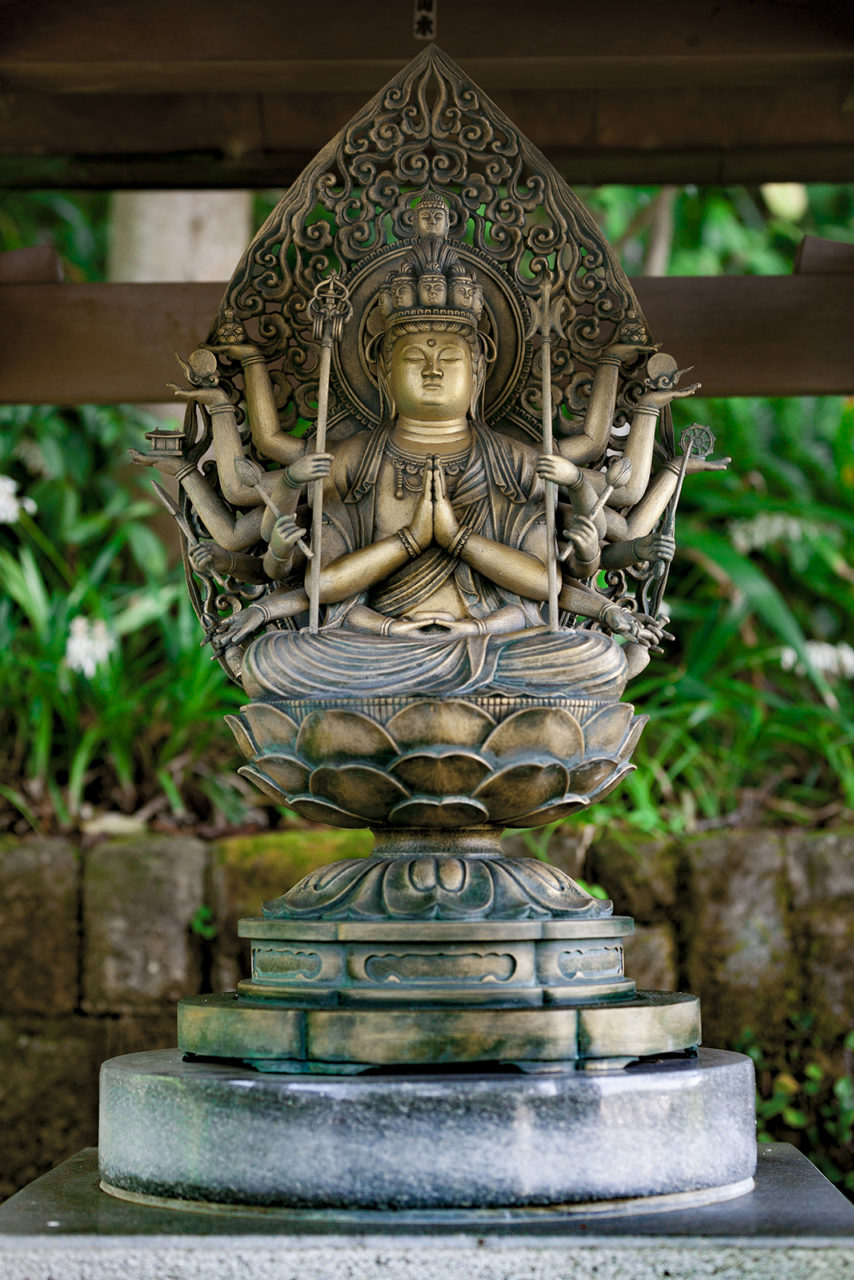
[3,3,853,400]
[2,0,853,187]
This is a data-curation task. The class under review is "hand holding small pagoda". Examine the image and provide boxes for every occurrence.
[128,446,187,477]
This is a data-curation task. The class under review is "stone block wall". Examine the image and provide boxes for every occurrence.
[1,826,853,1200]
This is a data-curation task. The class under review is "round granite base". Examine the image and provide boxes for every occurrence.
[99,1048,757,1210]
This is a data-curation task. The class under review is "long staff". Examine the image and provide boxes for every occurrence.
[642,423,715,620]
[527,278,566,631]
[307,274,352,633]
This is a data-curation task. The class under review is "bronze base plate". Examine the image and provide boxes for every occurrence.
[178,989,700,1073]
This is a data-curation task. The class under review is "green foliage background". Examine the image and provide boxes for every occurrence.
[1,183,853,833]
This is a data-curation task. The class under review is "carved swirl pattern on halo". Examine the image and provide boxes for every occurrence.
[212,46,648,442]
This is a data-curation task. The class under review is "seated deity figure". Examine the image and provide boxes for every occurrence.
[237,205,653,704]
[154,195,725,694]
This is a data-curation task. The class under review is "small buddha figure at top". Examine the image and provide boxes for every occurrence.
[414,191,451,242]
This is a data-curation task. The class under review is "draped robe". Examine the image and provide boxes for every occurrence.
[241,422,627,701]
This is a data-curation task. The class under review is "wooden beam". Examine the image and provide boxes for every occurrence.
[1,276,851,405]
[795,235,854,274]
[0,246,64,284]
[3,0,853,94]
[2,81,854,188]
[2,3,853,187]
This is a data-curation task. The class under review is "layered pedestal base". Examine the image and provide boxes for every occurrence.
[99,1048,756,1210]
[179,989,700,1073]
[178,913,699,1072]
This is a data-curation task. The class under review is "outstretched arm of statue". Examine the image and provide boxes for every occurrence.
[602,452,731,542]
[558,579,669,652]
[432,461,550,602]
[128,444,266,550]
[168,382,265,507]
[208,343,304,467]
[178,469,266,551]
[607,375,702,509]
[556,339,657,466]
[315,461,434,604]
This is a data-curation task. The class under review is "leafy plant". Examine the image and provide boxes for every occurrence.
[735,1023,854,1192]
[0,402,256,834]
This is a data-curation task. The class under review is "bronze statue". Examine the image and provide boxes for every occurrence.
[132,47,728,1071]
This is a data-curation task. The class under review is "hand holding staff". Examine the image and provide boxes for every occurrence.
[307,274,352,633]
[233,456,313,559]
[526,278,567,631]
[643,423,715,620]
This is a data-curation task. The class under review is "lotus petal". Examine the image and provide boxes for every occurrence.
[309,764,409,821]
[569,756,623,796]
[503,793,591,827]
[390,747,491,795]
[296,709,398,766]
[241,703,299,752]
[582,703,635,754]
[288,794,367,829]
[386,698,495,749]
[257,752,309,795]
[483,707,584,761]
[618,715,648,761]
[225,714,256,759]
[238,764,289,805]
[389,795,490,829]
[586,761,635,803]
[473,761,568,823]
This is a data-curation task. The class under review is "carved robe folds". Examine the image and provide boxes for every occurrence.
[242,422,628,703]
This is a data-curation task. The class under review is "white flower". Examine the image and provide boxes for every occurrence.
[12,440,52,478]
[780,641,854,681]
[729,512,836,556]
[65,616,116,678]
[0,475,37,523]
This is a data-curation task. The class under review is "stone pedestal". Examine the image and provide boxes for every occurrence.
[98,1047,756,1209]
[2,1145,853,1280]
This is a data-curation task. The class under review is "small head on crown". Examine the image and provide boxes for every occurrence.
[418,268,448,308]
[377,195,484,338]
[414,191,451,241]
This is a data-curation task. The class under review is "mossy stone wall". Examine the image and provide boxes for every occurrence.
[1,826,852,1200]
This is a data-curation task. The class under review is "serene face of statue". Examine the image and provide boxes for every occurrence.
[416,204,450,239]
[390,331,472,420]
[418,274,447,307]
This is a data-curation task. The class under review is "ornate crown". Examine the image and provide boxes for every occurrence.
[376,193,485,340]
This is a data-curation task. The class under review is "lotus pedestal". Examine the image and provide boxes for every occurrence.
[99,694,757,1209]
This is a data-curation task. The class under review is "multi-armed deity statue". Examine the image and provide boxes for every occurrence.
[102,49,753,1211]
